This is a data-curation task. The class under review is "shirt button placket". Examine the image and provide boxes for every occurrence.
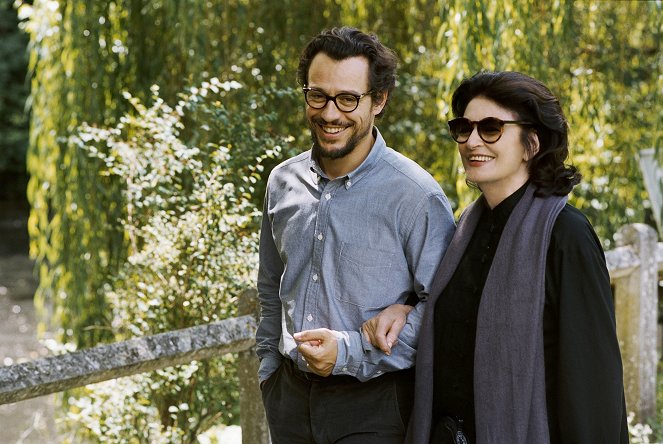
[306,185,331,333]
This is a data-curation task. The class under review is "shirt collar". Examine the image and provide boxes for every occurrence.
[482,181,530,224]
[308,127,386,188]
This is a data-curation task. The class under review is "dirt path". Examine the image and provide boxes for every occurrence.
[0,200,57,443]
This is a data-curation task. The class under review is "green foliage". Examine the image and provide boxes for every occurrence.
[563,1,662,245]
[372,0,661,245]
[20,0,130,347]
[60,80,289,442]
[22,0,659,343]
[18,0,316,347]
[64,360,236,443]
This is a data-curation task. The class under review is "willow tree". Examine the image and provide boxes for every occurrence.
[19,0,328,347]
[21,0,660,346]
[335,0,661,246]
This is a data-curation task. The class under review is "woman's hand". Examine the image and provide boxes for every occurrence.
[361,304,413,355]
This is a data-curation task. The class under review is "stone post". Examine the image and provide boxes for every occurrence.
[238,289,270,444]
[613,223,658,422]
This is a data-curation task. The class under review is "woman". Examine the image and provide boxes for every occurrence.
[363,71,629,443]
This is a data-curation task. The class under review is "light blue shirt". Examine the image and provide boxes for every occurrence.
[256,127,455,382]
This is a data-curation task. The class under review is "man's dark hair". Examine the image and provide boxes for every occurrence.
[451,71,581,196]
[297,27,398,118]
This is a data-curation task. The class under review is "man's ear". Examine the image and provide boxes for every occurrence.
[372,91,388,116]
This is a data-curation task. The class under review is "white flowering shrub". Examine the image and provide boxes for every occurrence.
[63,80,293,443]
[628,412,655,444]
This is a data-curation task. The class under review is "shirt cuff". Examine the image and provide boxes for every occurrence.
[332,330,364,377]
[258,354,283,383]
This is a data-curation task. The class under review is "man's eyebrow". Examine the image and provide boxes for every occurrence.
[307,86,363,96]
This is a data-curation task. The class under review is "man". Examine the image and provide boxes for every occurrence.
[256,27,455,444]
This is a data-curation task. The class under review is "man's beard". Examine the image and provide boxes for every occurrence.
[309,118,371,160]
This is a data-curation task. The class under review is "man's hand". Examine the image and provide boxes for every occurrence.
[361,304,413,355]
[294,328,341,377]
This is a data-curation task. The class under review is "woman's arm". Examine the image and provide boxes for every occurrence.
[545,206,628,443]
[362,304,414,354]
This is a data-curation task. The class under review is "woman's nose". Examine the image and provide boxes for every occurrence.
[465,126,483,147]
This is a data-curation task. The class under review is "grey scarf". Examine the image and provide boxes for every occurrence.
[407,183,567,444]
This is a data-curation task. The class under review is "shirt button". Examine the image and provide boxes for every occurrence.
[312,274,318,281]
[307,314,313,322]
[317,233,323,240]
[325,193,332,200]
[345,180,352,188]
[342,367,348,372]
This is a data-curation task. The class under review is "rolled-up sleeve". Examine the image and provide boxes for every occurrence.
[333,192,455,381]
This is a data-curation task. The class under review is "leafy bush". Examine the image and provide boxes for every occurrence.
[62,79,292,443]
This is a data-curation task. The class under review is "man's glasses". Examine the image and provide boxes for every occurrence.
[448,117,533,144]
[303,87,373,113]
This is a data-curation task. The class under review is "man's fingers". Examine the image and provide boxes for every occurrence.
[296,330,338,378]
[293,329,318,342]
[297,341,314,355]
[294,328,327,345]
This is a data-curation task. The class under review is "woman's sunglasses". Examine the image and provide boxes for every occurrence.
[448,117,533,144]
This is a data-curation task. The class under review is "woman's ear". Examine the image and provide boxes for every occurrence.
[525,131,540,161]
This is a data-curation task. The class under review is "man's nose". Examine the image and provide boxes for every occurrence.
[319,99,343,120]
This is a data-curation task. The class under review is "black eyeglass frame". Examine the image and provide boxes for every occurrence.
[448,117,534,144]
[302,87,374,113]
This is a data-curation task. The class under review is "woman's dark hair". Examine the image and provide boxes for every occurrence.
[451,71,581,196]
[297,27,398,118]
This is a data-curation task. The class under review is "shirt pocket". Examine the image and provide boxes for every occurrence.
[333,242,397,309]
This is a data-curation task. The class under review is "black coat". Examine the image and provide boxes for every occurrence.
[406,191,629,444]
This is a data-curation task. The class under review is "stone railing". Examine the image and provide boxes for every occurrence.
[0,289,270,444]
[0,223,660,439]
